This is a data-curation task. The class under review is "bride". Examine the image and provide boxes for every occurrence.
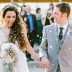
[0,5,40,72]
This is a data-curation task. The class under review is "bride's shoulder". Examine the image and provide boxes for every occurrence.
[0,22,4,29]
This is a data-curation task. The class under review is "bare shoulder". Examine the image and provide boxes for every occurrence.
[0,23,4,29]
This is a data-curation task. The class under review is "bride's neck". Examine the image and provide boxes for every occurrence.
[3,22,10,29]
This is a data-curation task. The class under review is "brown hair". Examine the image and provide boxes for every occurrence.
[56,3,71,17]
[2,6,27,50]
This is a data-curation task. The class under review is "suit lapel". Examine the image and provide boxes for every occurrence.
[59,24,69,49]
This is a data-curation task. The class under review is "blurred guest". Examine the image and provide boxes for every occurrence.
[20,4,26,17]
[22,5,37,61]
[44,3,54,26]
[35,8,43,45]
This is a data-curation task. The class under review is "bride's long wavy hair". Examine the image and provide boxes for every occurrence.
[2,6,27,50]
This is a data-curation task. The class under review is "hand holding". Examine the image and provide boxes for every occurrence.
[40,56,50,68]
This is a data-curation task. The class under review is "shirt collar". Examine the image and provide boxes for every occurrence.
[57,22,69,36]
[27,13,31,15]
[57,22,68,29]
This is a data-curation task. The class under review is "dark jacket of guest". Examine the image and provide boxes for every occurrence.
[22,14,37,46]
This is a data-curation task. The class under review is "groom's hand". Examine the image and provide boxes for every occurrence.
[40,56,50,68]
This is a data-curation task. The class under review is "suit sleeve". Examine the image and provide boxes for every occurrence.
[39,26,48,58]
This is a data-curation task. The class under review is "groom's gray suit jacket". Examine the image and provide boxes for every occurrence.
[59,31,72,72]
[39,24,69,72]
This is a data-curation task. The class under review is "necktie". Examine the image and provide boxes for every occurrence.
[59,27,64,40]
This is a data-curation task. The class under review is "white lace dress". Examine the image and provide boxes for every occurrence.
[0,24,29,72]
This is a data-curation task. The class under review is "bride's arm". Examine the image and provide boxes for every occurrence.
[19,16,41,64]
[22,32,41,64]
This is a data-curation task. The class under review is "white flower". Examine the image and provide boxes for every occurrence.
[0,43,18,63]
[0,43,19,72]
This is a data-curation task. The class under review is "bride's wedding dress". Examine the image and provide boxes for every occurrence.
[0,24,29,72]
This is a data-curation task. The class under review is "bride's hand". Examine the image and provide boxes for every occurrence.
[31,53,42,67]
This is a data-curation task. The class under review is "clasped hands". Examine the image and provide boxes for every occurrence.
[37,56,50,68]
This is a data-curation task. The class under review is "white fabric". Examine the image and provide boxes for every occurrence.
[57,22,68,36]
[0,24,29,72]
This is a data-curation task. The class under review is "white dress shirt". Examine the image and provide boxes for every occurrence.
[57,23,68,36]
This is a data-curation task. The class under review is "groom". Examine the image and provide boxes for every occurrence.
[39,3,71,72]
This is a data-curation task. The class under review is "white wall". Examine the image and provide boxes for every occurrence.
[0,2,72,10]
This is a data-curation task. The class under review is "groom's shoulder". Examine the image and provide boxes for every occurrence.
[43,23,55,30]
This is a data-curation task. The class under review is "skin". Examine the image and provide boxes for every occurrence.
[3,11,16,28]
[25,5,31,14]
[53,7,68,26]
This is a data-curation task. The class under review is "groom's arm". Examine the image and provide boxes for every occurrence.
[39,26,48,58]
[39,26,50,68]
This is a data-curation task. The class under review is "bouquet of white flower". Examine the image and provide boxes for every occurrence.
[0,43,29,72]
[0,43,18,72]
